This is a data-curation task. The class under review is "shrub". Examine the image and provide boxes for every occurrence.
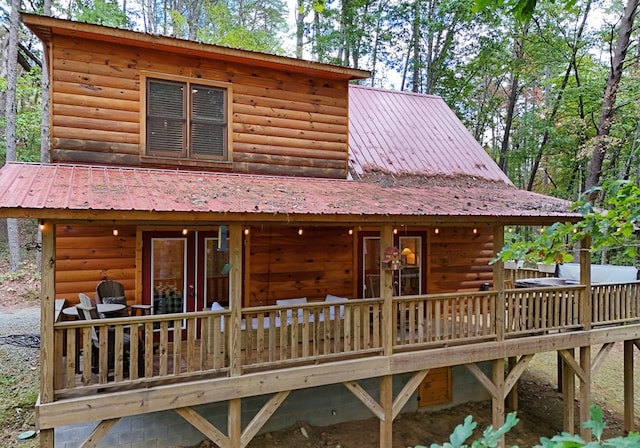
[416,406,640,448]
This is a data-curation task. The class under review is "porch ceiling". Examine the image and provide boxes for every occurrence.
[0,163,581,225]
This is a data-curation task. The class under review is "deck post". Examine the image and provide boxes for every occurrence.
[379,375,393,448]
[229,398,241,448]
[561,349,575,433]
[579,346,591,440]
[492,357,505,447]
[580,236,591,330]
[39,221,56,448]
[492,226,505,341]
[623,340,635,434]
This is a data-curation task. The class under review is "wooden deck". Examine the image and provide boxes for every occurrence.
[50,282,639,397]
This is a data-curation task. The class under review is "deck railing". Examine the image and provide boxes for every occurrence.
[393,291,497,348]
[592,281,640,325]
[51,281,640,396]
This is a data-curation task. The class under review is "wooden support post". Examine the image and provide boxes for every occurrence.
[493,226,505,341]
[229,224,243,377]
[580,236,592,331]
[506,357,518,411]
[561,350,575,433]
[379,375,393,448]
[380,224,394,357]
[623,340,635,434]
[228,398,241,448]
[579,346,591,440]
[40,221,56,448]
[492,358,505,446]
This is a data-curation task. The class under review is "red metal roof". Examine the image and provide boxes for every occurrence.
[0,163,580,223]
[348,85,511,184]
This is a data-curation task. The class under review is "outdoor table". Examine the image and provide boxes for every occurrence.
[62,303,126,318]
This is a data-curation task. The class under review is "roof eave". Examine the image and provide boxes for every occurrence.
[21,13,371,81]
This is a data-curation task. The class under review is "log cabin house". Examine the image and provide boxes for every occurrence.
[0,12,638,448]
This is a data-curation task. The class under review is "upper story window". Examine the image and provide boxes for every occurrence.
[144,76,232,164]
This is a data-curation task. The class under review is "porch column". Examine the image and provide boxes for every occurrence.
[492,226,505,341]
[228,224,243,448]
[229,224,243,376]
[380,224,394,356]
[379,224,394,448]
[40,221,56,448]
[579,236,591,330]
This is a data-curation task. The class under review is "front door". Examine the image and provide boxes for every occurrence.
[142,230,230,316]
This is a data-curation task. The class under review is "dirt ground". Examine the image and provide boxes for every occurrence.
[1,257,638,448]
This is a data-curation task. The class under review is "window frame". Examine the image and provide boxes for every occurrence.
[140,72,233,168]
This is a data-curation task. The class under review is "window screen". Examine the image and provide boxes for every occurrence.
[147,80,186,157]
[146,78,228,161]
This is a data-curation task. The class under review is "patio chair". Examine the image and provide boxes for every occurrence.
[96,280,152,317]
[76,297,142,377]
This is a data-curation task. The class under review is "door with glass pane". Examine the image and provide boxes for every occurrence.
[196,232,230,309]
[143,232,196,318]
[142,231,231,317]
[360,234,424,298]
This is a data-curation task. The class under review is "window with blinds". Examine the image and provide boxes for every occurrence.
[146,78,228,161]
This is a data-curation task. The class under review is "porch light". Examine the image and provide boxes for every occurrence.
[434,228,440,234]
[39,220,45,231]
[393,228,398,234]
[298,228,303,236]
[182,228,188,235]
[473,228,478,234]
[244,228,250,235]
[348,228,353,235]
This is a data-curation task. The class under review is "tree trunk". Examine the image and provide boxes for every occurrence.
[497,26,528,174]
[295,0,304,58]
[411,0,421,92]
[526,0,592,191]
[5,0,21,272]
[585,0,639,191]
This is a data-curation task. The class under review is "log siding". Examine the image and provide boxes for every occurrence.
[49,35,350,178]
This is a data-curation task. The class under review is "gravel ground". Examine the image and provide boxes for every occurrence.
[0,306,41,448]
[0,306,41,337]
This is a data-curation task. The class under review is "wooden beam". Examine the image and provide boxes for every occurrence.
[558,349,587,383]
[623,340,636,434]
[78,418,120,448]
[465,362,498,398]
[591,342,614,376]
[343,381,384,421]
[379,375,393,448]
[175,407,230,448]
[392,370,429,420]
[241,391,290,448]
[504,354,534,397]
